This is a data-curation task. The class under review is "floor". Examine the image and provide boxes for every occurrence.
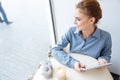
[0,0,51,80]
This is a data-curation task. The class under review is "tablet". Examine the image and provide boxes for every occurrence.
[80,63,112,71]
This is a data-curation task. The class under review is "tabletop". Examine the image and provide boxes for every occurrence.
[32,53,113,80]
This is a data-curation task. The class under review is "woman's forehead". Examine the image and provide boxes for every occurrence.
[74,8,88,17]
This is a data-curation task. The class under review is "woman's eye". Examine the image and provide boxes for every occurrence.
[76,17,81,21]
[77,18,81,21]
[74,17,81,21]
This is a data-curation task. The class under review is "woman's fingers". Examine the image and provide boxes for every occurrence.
[74,62,85,72]
[98,59,107,65]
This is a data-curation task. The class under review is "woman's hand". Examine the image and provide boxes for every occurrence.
[98,58,107,70]
[98,58,107,65]
[74,62,85,72]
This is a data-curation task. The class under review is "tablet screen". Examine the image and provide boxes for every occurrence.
[80,63,112,71]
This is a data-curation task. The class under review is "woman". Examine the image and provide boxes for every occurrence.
[52,0,112,72]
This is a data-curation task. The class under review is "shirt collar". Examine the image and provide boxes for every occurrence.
[92,27,100,38]
[74,27,100,38]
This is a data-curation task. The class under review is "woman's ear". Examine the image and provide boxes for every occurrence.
[89,17,95,24]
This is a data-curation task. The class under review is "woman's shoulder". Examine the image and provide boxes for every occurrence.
[67,26,77,33]
[68,26,76,30]
[98,28,111,38]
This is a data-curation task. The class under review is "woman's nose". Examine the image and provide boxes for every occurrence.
[74,19,77,25]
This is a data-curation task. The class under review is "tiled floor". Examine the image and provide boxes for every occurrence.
[0,0,51,80]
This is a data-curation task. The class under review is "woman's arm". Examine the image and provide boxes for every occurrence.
[52,27,78,68]
[98,33,112,64]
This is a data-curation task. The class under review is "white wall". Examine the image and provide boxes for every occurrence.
[99,0,120,75]
[52,0,120,75]
[52,0,78,40]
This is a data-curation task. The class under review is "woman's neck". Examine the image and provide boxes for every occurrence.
[81,25,96,39]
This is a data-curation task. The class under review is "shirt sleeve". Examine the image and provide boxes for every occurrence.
[98,33,112,63]
[52,28,78,68]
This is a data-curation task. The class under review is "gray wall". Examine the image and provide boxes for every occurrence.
[52,0,120,75]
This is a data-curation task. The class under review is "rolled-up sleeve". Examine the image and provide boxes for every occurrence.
[52,28,78,68]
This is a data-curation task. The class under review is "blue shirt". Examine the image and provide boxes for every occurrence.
[52,26,112,68]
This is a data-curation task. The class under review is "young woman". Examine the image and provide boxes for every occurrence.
[52,0,112,72]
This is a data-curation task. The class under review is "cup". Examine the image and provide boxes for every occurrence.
[55,67,66,80]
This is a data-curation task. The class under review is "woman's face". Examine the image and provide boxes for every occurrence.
[74,8,94,31]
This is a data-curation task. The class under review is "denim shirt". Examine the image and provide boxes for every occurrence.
[52,26,112,68]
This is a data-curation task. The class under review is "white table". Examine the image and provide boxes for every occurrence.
[33,53,113,80]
